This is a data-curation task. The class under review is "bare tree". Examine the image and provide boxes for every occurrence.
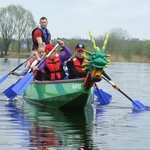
[0,5,36,55]
[23,16,37,52]
[108,28,130,54]
[110,28,130,40]
[14,5,36,54]
[0,6,17,55]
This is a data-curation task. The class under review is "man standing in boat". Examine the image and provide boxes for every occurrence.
[32,17,52,49]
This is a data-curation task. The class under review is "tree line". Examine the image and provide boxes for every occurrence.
[0,5,150,62]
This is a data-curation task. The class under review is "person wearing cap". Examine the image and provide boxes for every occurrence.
[34,40,72,81]
[67,43,119,89]
[67,43,87,79]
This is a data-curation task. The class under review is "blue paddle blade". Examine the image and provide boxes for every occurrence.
[132,100,149,111]
[3,83,17,100]
[3,79,21,100]
[94,88,112,105]
[12,72,34,95]
[101,90,112,100]
[0,73,9,84]
[3,88,17,100]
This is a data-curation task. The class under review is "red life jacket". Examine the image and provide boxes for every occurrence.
[29,60,35,66]
[24,59,34,68]
[44,55,63,80]
[72,57,86,72]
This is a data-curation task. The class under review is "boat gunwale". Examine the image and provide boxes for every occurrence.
[32,78,85,84]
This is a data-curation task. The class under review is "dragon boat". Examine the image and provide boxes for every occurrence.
[23,75,94,110]
[23,31,110,110]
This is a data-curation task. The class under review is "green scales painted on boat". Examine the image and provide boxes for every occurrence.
[23,78,94,110]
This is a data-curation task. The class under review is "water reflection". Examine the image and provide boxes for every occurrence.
[4,100,95,149]
[0,102,29,149]
[3,98,148,149]
[1,60,150,150]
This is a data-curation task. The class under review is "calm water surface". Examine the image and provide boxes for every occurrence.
[0,58,150,150]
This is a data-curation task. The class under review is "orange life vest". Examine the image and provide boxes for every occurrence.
[72,57,86,72]
[44,55,64,80]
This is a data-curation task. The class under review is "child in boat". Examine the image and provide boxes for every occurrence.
[9,47,39,76]
[34,42,46,81]
[33,40,72,81]
[59,47,69,79]
[67,43,87,79]
[67,43,119,89]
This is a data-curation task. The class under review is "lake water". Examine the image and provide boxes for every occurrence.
[0,58,150,150]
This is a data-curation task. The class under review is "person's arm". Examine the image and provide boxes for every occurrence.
[102,71,119,89]
[59,46,72,63]
[67,60,87,78]
[49,33,52,44]
[36,37,43,44]
[33,61,46,72]
[33,29,43,45]
[12,65,30,76]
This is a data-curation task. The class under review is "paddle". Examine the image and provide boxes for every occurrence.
[94,83,111,105]
[0,54,34,84]
[12,43,59,95]
[102,75,149,110]
[2,79,21,100]
[2,54,46,99]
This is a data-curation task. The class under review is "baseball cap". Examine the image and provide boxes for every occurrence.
[75,43,85,51]
[45,44,55,54]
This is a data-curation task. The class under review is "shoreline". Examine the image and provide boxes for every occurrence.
[1,52,150,63]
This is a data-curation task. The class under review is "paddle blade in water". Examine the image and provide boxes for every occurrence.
[101,90,112,100]
[12,72,34,95]
[3,86,17,100]
[0,73,9,84]
[94,88,111,105]
[132,100,149,111]
[3,79,21,100]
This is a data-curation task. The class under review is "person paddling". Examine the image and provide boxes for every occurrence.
[34,42,46,81]
[33,40,72,81]
[9,47,39,76]
[67,43,119,89]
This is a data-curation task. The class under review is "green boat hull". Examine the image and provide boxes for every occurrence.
[23,79,94,110]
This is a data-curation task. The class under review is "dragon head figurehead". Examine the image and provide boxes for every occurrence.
[82,31,110,82]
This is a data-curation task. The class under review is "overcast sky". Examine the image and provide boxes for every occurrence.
[1,0,150,40]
